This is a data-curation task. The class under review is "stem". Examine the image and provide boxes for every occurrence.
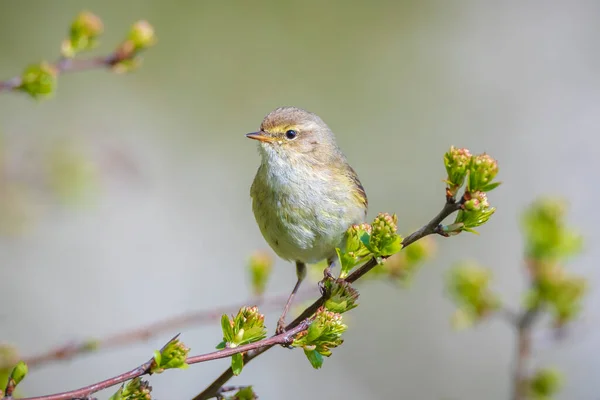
[512,309,539,400]
[15,323,310,400]
[12,291,314,371]
[193,199,463,400]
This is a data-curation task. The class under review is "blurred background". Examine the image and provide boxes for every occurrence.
[0,1,598,399]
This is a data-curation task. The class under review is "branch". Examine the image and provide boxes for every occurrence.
[0,15,156,97]
[0,56,120,93]
[8,290,316,371]
[512,308,540,400]
[193,199,463,400]
[12,322,310,400]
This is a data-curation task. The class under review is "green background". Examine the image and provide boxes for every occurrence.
[0,1,598,399]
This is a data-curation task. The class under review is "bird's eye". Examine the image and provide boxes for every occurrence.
[285,130,297,139]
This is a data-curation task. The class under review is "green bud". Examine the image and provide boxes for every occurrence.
[113,21,156,73]
[9,361,27,386]
[322,277,359,313]
[248,250,273,296]
[454,192,496,234]
[292,308,347,368]
[225,386,258,400]
[522,198,583,263]
[529,367,563,398]
[61,11,104,57]
[128,20,156,51]
[444,146,472,196]
[368,213,403,257]
[337,223,373,277]
[151,337,190,374]
[447,263,500,326]
[467,153,500,193]
[18,62,58,99]
[109,377,152,400]
[527,266,587,326]
[4,361,28,396]
[217,306,267,375]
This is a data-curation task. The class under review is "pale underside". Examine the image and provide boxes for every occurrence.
[250,144,366,264]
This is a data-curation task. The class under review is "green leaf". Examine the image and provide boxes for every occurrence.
[221,314,234,343]
[215,341,226,350]
[336,248,356,277]
[378,235,403,257]
[231,353,244,376]
[480,181,502,192]
[304,349,324,369]
[152,350,162,366]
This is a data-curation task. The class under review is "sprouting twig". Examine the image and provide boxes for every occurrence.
[6,290,315,371]
[11,322,310,400]
[193,198,463,400]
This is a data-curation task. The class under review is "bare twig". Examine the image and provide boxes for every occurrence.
[193,199,463,400]
[512,308,540,400]
[7,290,315,371]
[11,322,310,400]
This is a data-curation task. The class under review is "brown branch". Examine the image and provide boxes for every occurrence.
[0,55,126,93]
[12,322,310,400]
[9,290,315,371]
[193,199,463,400]
[512,309,540,400]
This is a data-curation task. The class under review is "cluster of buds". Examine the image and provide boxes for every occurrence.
[528,368,563,399]
[444,146,472,197]
[247,250,273,297]
[292,308,347,369]
[467,153,500,193]
[522,199,583,262]
[15,13,155,99]
[447,263,500,329]
[321,277,360,313]
[17,62,58,99]
[443,147,500,235]
[337,223,373,277]
[522,199,586,326]
[109,377,152,400]
[453,191,496,234]
[150,336,190,374]
[113,21,156,73]
[366,213,403,258]
[526,263,587,327]
[217,306,267,375]
[61,11,104,58]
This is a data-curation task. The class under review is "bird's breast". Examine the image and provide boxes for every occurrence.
[250,161,366,263]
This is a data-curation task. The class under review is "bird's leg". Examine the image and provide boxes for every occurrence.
[323,257,336,279]
[318,257,336,295]
[276,261,307,335]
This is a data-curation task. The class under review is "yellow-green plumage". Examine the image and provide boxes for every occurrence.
[249,106,368,264]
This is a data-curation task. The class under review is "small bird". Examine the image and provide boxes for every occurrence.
[247,106,368,333]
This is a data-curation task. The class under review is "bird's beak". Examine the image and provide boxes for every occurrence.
[246,131,275,143]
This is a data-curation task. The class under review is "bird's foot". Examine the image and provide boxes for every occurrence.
[276,319,295,348]
[318,267,335,295]
[276,318,287,335]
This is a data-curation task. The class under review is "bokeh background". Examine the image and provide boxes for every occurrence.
[0,1,598,399]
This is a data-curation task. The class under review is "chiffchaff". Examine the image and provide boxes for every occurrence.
[247,106,368,333]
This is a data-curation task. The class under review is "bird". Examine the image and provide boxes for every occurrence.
[246,106,368,333]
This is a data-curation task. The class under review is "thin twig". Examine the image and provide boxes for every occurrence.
[0,51,130,93]
[512,308,540,400]
[12,291,314,371]
[193,199,463,400]
[12,322,310,400]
